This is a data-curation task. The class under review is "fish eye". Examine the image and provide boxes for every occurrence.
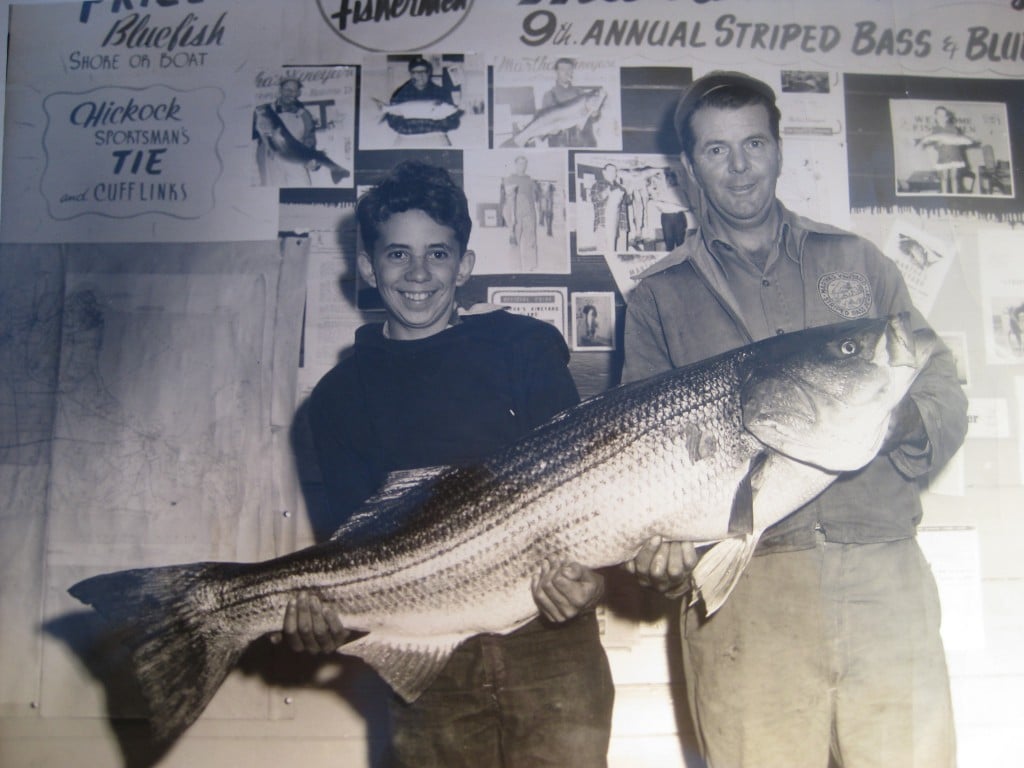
[839,339,859,356]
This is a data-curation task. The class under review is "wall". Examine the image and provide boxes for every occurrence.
[1,1,1022,766]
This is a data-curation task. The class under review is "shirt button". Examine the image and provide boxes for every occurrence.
[776,328,785,335]
[762,278,770,287]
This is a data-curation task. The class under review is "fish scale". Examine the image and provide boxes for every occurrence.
[68,315,934,744]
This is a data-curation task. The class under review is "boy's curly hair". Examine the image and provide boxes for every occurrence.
[357,161,472,254]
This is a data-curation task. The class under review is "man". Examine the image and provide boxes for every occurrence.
[503,155,541,271]
[386,57,460,144]
[590,163,626,253]
[390,57,453,106]
[623,71,967,768]
[540,57,597,147]
[252,78,318,187]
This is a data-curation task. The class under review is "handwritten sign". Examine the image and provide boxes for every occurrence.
[41,85,222,221]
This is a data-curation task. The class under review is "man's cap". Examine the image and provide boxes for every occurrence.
[673,71,776,139]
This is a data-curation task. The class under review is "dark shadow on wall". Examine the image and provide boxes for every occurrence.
[44,611,175,768]
[45,610,394,768]
[603,568,707,768]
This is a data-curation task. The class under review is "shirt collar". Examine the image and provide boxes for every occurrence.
[635,201,846,282]
[275,99,302,114]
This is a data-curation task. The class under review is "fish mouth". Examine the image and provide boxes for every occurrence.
[744,372,819,433]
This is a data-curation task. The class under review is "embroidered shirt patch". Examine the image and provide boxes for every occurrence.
[818,272,872,319]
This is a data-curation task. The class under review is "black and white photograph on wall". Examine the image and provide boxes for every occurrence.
[781,70,830,94]
[487,286,568,339]
[882,220,954,317]
[987,298,1024,362]
[574,153,691,255]
[980,232,1024,365]
[492,56,622,149]
[251,66,356,188]
[571,291,616,351]
[359,53,488,149]
[279,193,363,393]
[891,99,1014,198]
[463,150,568,274]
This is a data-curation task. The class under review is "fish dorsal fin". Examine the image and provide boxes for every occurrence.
[341,634,464,702]
[330,466,452,542]
[689,533,760,616]
[727,452,767,535]
[373,466,452,502]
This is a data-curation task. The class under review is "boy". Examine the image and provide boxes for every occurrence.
[285,161,613,767]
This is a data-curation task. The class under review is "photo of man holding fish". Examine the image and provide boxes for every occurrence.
[250,69,356,189]
[623,70,968,768]
[359,54,489,150]
[492,56,622,150]
[252,77,352,187]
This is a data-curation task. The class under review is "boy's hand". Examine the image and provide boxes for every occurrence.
[531,559,604,623]
[625,536,698,596]
[269,592,350,654]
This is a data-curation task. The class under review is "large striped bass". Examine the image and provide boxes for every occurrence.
[68,315,935,743]
[253,104,350,185]
[502,87,606,147]
[373,97,463,122]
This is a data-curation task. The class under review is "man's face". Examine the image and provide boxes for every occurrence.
[357,209,474,341]
[682,103,782,232]
[514,157,528,174]
[555,62,574,87]
[279,81,301,106]
[410,66,430,90]
[602,164,618,182]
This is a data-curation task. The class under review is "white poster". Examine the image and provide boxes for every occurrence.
[979,230,1024,365]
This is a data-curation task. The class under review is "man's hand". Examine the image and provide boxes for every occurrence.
[880,396,928,455]
[531,559,604,623]
[269,592,350,654]
[624,536,698,597]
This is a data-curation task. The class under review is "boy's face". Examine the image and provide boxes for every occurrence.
[358,209,475,341]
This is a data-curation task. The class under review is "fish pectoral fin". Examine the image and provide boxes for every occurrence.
[341,634,464,702]
[728,452,767,535]
[689,533,760,616]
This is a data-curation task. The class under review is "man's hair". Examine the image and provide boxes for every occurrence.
[357,161,472,254]
[554,57,575,69]
[408,57,433,75]
[278,77,302,90]
[677,84,781,162]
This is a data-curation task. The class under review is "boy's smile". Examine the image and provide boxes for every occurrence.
[358,209,475,341]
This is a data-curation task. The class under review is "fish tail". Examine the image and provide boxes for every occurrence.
[329,164,350,184]
[689,533,760,615]
[69,562,250,744]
